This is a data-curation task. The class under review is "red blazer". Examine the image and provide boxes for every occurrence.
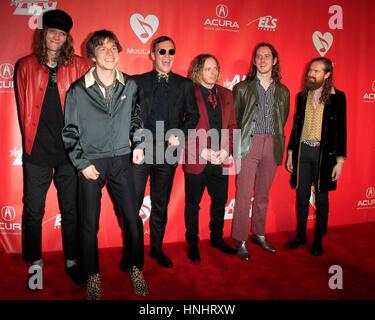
[183,84,237,174]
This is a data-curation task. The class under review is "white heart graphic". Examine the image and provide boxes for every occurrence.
[130,14,159,44]
[312,31,333,57]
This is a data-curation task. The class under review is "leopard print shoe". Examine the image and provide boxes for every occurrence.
[86,273,101,300]
[129,266,148,296]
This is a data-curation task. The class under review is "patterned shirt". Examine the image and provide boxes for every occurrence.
[254,78,275,134]
[301,91,326,142]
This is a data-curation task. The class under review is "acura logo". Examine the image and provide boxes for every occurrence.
[372,81,375,92]
[0,63,14,79]
[366,187,375,199]
[1,206,16,221]
[216,4,229,18]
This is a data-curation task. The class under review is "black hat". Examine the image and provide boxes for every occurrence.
[42,9,73,33]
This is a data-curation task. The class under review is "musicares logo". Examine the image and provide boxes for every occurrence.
[130,13,159,44]
[312,31,333,57]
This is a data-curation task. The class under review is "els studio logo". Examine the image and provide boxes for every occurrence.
[246,15,278,31]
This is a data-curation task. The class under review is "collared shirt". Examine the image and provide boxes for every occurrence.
[254,78,276,134]
[301,87,336,142]
[85,67,125,94]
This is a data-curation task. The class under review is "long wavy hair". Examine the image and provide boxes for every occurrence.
[302,57,334,105]
[35,28,74,66]
[247,42,281,82]
[188,54,221,84]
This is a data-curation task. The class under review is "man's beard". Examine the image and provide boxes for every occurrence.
[304,77,325,91]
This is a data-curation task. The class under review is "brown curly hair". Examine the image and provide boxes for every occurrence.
[188,54,221,84]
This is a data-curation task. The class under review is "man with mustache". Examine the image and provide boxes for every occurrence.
[285,57,347,256]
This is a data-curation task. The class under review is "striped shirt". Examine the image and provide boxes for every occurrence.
[254,79,275,134]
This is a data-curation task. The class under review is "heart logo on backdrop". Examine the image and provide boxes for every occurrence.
[312,31,333,57]
[130,14,159,44]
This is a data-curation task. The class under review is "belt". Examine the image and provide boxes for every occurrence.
[302,140,320,147]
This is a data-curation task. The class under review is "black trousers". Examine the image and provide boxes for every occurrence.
[296,143,329,240]
[22,162,78,262]
[184,164,228,246]
[78,155,144,277]
[132,162,176,251]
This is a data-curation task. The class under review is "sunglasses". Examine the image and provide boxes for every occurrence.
[158,49,176,56]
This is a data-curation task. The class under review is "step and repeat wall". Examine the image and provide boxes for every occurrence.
[0,0,374,253]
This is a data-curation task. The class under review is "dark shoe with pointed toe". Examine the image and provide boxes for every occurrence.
[210,238,236,255]
[284,236,307,249]
[65,265,85,286]
[149,249,174,268]
[236,241,250,261]
[252,235,276,253]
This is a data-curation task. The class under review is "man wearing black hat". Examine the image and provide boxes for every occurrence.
[15,9,90,288]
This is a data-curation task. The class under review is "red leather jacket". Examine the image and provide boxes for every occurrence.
[16,54,90,154]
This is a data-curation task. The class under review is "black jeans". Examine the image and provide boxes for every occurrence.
[22,162,78,262]
[184,164,228,246]
[78,154,144,277]
[132,162,176,251]
[296,143,329,240]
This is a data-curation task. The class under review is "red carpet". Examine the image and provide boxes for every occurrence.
[1,222,374,300]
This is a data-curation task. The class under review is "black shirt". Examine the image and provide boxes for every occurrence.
[23,66,69,167]
[146,71,170,142]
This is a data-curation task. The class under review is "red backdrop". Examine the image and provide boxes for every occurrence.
[1,0,374,253]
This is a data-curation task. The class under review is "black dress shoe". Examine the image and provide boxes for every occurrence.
[210,238,236,255]
[284,236,307,249]
[187,245,201,263]
[149,249,174,268]
[252,235,276,253]
[65,265,85,286]
[310,240,323,256]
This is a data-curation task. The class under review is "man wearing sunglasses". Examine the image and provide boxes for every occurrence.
[128,36,199,268]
